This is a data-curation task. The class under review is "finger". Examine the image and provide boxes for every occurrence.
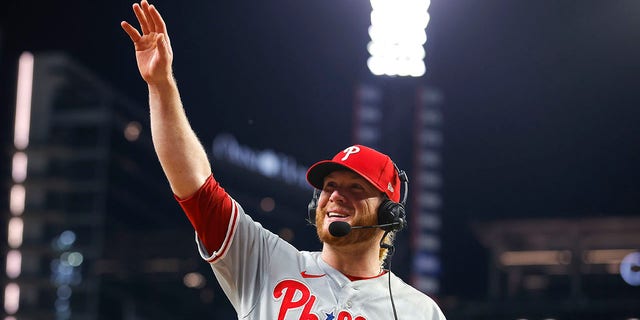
[132,3,150,34]
[149,5,168,36]
[149,5,173,55]
[121,21,142,42]
[141,0,157,33]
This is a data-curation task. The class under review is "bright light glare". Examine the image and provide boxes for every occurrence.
[7,218,24,249]
[14,52,34,150]
[9,185,25,216]
[11,152,28,183]
[6,250,22,279]
[4,283,20,314]
[367,0,431,77]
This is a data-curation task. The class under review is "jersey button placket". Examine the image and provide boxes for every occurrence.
[343,285,358,309]
[345,300,353,309]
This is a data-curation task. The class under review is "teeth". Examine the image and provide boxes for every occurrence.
[328,213,347,218]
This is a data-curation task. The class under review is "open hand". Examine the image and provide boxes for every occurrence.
[121,0,174,85]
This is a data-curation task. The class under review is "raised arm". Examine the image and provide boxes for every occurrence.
[121,0,211,198]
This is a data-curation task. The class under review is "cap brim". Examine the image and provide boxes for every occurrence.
[306,160,384,195]
[306,161,351,189]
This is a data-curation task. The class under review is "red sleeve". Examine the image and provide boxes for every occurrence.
[174,174,233,255]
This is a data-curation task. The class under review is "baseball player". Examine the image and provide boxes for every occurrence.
[121,1,446,319]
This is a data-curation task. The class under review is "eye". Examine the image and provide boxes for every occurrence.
[323,181,337,192]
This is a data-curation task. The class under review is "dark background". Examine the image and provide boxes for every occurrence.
[2,0,640,315]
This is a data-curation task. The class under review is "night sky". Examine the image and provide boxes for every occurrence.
[2,0,640,303]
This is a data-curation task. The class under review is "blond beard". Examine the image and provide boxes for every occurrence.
[315,208,382,247]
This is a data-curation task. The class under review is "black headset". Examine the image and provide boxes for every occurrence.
[307,163,408,232]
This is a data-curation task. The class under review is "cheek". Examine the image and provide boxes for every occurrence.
[315,207,324,225]
[358,200,381,223]
[317,193,330,207]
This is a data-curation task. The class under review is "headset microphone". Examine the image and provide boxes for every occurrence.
[328,221,401,237]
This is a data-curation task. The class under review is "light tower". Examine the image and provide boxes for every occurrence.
[353,0,443,296]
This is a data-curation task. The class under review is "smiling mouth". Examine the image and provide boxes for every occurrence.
[328,213,348,218]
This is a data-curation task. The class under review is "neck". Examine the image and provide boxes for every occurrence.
[321,240,382,278]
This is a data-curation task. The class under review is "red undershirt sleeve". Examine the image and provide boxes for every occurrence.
[174,174,233,256]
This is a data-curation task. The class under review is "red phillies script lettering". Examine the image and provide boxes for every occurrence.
[273,280,368,320]
[273,280,319,320]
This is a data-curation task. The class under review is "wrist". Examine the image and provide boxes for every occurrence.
[147,76,177,95]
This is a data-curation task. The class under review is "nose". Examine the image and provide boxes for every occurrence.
[328,189,347,203]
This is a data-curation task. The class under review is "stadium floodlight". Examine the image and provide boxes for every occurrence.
[367,0,431,77]
[14,52,34,150]
[5,51,33,317]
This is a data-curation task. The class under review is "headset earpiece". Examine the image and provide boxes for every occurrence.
[377,164,408,232]
[307,188,319,226]
[377,199,406,232]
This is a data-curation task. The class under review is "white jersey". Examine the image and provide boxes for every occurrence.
[194,198,446,320]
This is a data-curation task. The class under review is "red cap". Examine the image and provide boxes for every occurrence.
[306,145,401,202]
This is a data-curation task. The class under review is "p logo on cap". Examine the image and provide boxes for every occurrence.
[341,146,361,161]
